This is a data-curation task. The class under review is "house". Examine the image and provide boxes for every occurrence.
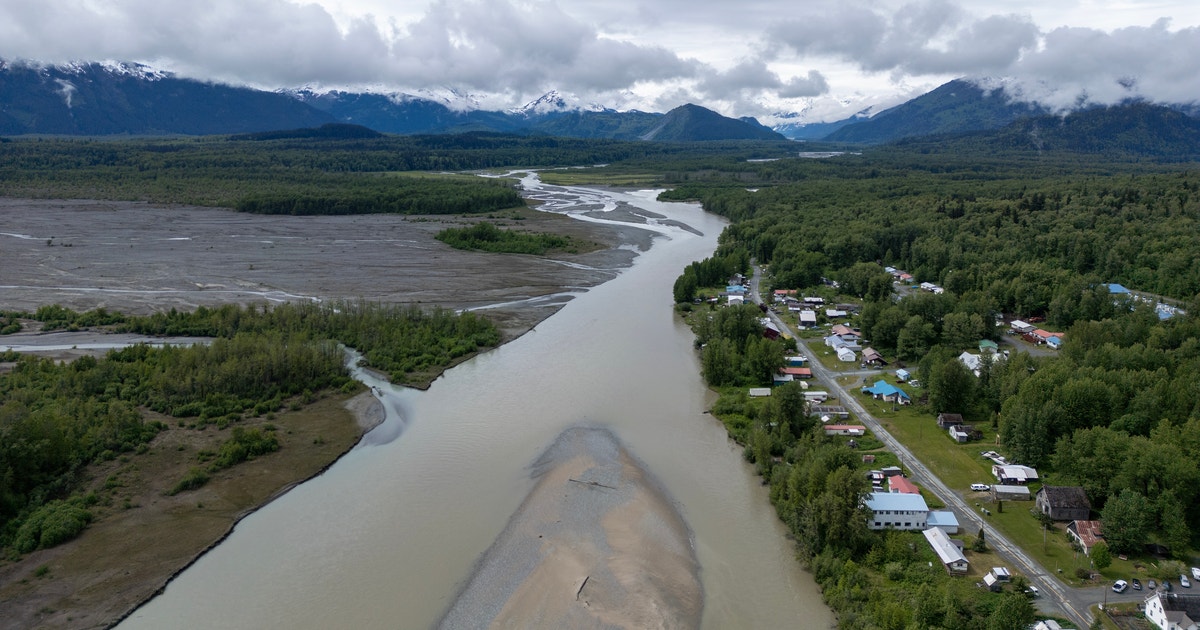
[803,296,825,305]
[1010,320,1036,334]
[825,335,862,351]
[799,310,818,326]
[1033,622,1064,630]
[726,284,747,294]
[762,320,781,339]
[826,309,849,318]
[1144,592,1200,630]
[936,413,964,429]
[862,380,911,405]
[831,324,859,338]
[992,485,1032,501]
[895,368,911,382]
[773,289,797,299]
[785,355,807,367]
[772,373,794,385]
[958,351,1004,377]
[824,424,866,437]
[923,527,969,574]
[1106,283,1132,295]
[1031,329,1064,345]
[804,391,830,403]
[993,464,1039,484]
[748,388,772,397]
[1036,486,1091,521]
[887,475,920,494]
[949,425,976,443]
[837,346,857,362]
[1067,520,1104,555]
[781,366,812,379]
[861,347,887,366]
[926,510,960,534]
[727,293,745,305]
[979,339,999,354]
[864,492,929,530]
[880,466,904,477]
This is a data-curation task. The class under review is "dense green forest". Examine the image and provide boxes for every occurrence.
[0,134,797,211]
[665,146,1200,628]
[435,222,581,255]
[0,301,500,554]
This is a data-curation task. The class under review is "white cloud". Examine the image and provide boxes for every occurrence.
[0,0,1198,119]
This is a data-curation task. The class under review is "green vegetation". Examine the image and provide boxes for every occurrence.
[667,142,1200,625]
[435,222,580,255]
[0,300,500,554]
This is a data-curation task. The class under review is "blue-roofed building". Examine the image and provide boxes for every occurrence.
[1106,283,1131,294]
[926,510,960,534]
[864,492,928,530]
[862,380,911,405]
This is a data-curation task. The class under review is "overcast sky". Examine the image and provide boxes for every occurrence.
[2,0,1198,122]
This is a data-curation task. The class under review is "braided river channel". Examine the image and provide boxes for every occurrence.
[119,174,831,629]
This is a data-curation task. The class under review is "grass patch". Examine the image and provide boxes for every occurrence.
[538,169,664,187]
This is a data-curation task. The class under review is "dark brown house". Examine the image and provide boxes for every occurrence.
[936,413,964,429]
[1035,486,1091,521]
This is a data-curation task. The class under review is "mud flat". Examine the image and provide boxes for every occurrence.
[438,427,702,630]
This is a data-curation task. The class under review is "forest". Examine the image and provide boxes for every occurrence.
[435,222,581,255]
[665,145,1200,628]
[0,301,500,554]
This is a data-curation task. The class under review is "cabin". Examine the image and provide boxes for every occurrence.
[781,366,812,379]
[1035,486,1091,521]
[895,368,911,382]
[837,346,856,362]
[949,425,979,443]
[799,310,818,326]
[936,413,964,429]
[923,527,969,575]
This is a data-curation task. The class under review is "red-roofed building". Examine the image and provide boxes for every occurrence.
[1067,520,1104,555]
[781,367,812,379]
[888,475,921,495]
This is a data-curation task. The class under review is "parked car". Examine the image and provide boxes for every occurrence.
[1025,586,1040,597]
[1193,567,1200,581]
[1132,578,1142,590]
[1149,579,1158,590]
[1164,579,1173,592]
[971,483,990,491]
[1183,574,1192,588]
[1113,580,1129,593]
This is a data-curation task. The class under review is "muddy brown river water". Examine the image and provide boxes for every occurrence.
[26,175,832,629]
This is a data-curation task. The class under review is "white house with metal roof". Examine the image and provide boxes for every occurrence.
[923,527,968,574]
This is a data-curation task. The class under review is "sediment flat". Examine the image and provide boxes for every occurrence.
[439,427,702,630]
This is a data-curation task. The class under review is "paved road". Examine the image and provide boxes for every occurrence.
[749,266,1094,628]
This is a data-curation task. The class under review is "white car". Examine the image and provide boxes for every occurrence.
[970,483,990,491]
[1192,567,1200,581]
[1112,580,1129,593]
[1182,574,1192,588]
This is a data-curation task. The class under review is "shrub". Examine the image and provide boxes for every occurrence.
[12,500,93,553]
[168,468,211,495]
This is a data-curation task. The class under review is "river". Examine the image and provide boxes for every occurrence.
[118,174,831,629]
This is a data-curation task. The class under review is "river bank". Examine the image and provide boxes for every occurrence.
[0,195,650,629]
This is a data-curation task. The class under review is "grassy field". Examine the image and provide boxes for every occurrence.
[537,169,665,187]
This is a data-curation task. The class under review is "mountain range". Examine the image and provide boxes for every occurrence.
[1,59,1198,151]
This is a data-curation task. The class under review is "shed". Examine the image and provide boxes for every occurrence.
[992,485,1032,501]
[1035,486,1091,521]
[748,388,772,397]
[824,424,866,436]
[895,368,911,382]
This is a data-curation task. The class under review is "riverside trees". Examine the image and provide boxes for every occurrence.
[0,301,501,554]
[667,145,1200,627]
